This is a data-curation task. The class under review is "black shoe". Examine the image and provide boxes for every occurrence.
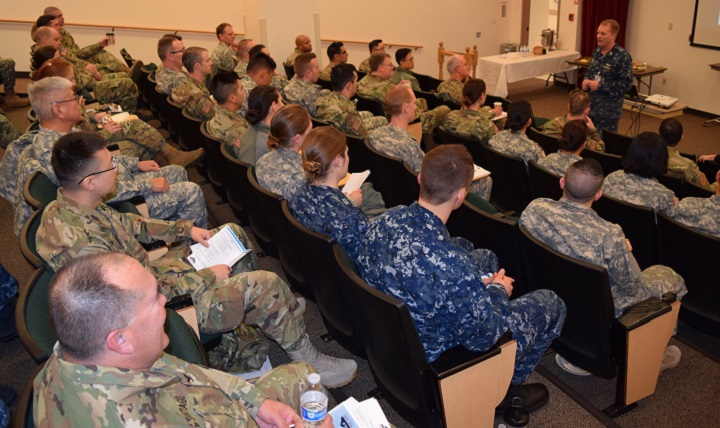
[495,383,549,414]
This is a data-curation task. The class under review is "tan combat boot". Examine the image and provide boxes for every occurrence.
[160,143,205,167]
[286,333,358,388]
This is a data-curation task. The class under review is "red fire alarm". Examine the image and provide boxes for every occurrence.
[569,13,575,21]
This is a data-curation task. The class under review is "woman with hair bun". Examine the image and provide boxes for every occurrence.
[489,99,545,165]
[537,120,587,176]
[238,85,283,164]
[289,126,370,263]
[441,78,502,143]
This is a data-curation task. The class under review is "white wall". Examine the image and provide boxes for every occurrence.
[626,0,720,114]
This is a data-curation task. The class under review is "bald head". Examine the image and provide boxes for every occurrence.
[295,34,312,53]
[562,159,604,203]
[33,26,61,47]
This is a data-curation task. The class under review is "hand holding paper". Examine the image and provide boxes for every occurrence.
[187,226,250,270]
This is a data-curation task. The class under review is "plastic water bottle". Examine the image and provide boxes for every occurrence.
[301,373,328,427]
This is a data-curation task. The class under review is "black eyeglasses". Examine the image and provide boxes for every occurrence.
[49,95,80,106]
[169,48,185,54]
[77,158,117,185]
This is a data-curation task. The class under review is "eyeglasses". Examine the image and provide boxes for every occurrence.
[49,95,80,106]
[77,158,117,185]
[169,48,185,54]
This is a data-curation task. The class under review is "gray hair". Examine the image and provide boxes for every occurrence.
[447,54,464,74]
[27,76,73,122]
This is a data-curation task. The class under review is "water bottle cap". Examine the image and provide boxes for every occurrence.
[308,373,321,385]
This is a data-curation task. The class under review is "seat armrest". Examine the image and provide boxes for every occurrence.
[615,297,671,332]
[430,330,513,378]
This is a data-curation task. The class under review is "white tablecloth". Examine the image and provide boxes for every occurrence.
[476,50,580,98]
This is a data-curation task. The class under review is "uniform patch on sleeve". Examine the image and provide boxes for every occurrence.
[346,113,363,131]
[202,99,212,114]
[232,134,242,148]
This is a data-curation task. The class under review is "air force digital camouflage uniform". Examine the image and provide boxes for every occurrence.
[389,67,420,91]
[537,152,582,176]
[602,170,676,215]
[489,130,545,165]
[667,146,717,192]
[315,92,387,138]
[36,194,306,371]
[206,105,250,158]
[670,195,720,238]
[34,344,314,427]
[520,197,687,318]
[357,74,450,134]
[585,44,633,135]
[358,202,566,384]
[171,76,216,121]
[211,42,238,70]
[289,181,370,263]
[368,124,492,200]
[283,78,330,117]
[541,116,605,152]
[442,109,496,143]
[155,66,187,94]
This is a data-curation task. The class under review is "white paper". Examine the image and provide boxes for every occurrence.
[329,397,391,428]
[492,111,508,121]
[474,164,491,180]
[187,225,250,270]
[341,170,370,195]
[234,356,273,380]
[110,112,130,122]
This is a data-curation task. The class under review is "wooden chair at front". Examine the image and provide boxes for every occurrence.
[437,42,478,80]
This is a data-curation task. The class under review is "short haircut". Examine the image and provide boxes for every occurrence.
[420,144,474,204]
[44,6,61,16]
[27,76,73,122]
[447,54,464,74]
[368,39,383,53]
[369,53,391,72]
[302,126,347,182]
[245,85,280,125]
[331,63,357,92]
[31,57,72,82]
[182,47,207,72]
[395,48,411,64]
[568,90,590,116]
[247,52,276,76]
[31,46,59,71]
[248,44,266,59]
[600,19,620,34]
[268,105,311,150]
[52,131,109,189]
[385,85,414,117]
[210,71,240,104]
[563,158,604,202]
[327,41,344,61]
[659,117,683,146]
[216,22,230,38]
[622,132,669,178]
[559,120,588,152]
[50,253,142,361]
[33,26,56,44]
[294,52,316,76]
[237,39,254,58]
[157,34,182,61]
[506,99,533,132]
[36,14,57,28]
[461,78,486,107]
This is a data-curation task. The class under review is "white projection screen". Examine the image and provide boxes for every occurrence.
[691,0,720,50]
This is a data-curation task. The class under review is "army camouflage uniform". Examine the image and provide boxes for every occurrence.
[271,74,290,93]
[285,48,304,67]
[520,197,687,318]
[489,130,545,165]
[155,66,187,94]
[586,45,633,135]
[0,132,37,234]
[435,78,463,105]
[358,202,566,384]
[36,193,306,366]
[318,63,336,81]
[0,58,19,92]
[442,109,496,143]
[171,76,216,121]
[237,122,271,166]
[602,170,676,215]
[667,146,716,191]
[238,75,256,116]
[537,151,582,176]
[357,74,450,134]
[368,124,492,200]
[234,60,249,78]
[211,42,238,71]
[289,181,370,263]
[206,104,250,158]
[98,116,167,160]
[358,57,371,74]
[34,344,314,427]
[60,28,129,73]
[389,67,420,91]
[315,92,387,138]
[283,78,330,117]
[0,111,21,149]
[541,115,605,152]
[670,195,720,238]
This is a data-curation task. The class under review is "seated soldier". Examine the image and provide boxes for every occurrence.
[358,144,566,413]
[358,39,384,73]
[240,86,284,164]
[537,120,587,176]
[0,111,22,148]
[238,52,286,115]
[33,252,334,427]
[660,117,717,192]
[315,63,387,138]
[0,56,30,107]
[36,131,358,388]
[207,71,250,154]
[211,23,239,70]
[520,158,687,374]
[441,78,503,144]
[489,100,545,166]
[436,54,468,106]
[155,34,188,94]
[319,41,349,81]
[285,34,313,67]
[247,45,289,92]
[389,48,420,91]
[171,47,216,121]
[670,170,720,238]
[357,53,449,134]
[233,38,256,78]
[284,53,330,117]
[368,85,492,200]
[541,90,604,152]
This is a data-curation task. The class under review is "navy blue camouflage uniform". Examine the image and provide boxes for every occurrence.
[585,45,633,135]
[357,202,566,384]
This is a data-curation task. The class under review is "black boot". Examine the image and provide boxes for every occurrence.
[495,383,549,414]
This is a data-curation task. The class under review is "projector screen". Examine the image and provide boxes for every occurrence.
[691,0,720,50]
